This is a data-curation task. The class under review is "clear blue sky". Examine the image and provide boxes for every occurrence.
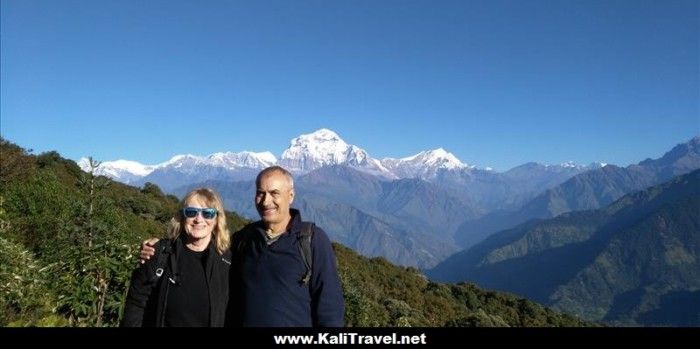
[2,0,698,171]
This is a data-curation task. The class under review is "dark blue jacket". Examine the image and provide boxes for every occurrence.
[229,209,345,327]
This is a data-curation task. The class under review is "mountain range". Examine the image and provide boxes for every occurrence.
[80,128,600,193]
[79,129,699,270]
[454,136,700,249]
[429,169,700,326]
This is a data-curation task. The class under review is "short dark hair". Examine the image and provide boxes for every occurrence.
[256,166,294,189]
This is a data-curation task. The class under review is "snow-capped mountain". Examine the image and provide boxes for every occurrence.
[557,161,607,170]
[381,148,473,179]
[79,128,606,191]
[77,158,156,184]
[138,151,276,191]
[208,151,277,169]
[279,128,395,178]
[502,161,607,179]
[158,152,277,173]
[79,150,276,186]
[157,155,204,173]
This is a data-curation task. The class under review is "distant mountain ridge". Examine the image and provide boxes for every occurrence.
[454,136,700,249]
[170,159,600,269]
[172,166,468,268]
[79,128,601,192]
[429,169,700,326]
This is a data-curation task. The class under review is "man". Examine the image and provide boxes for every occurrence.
[139,166,344,327]
[230,165,344,326]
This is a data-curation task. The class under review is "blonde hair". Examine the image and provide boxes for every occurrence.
[167,188,230,254]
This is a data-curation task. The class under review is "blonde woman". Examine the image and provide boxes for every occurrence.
[121,188,232,327]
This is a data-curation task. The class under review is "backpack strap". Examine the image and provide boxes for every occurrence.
[148,240,172,284]
[297,222,314,285]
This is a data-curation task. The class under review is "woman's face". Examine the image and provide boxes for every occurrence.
[182,196,217,241]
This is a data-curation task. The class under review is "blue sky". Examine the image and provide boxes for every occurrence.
[2,0,698,171]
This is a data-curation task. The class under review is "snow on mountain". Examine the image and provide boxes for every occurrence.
[78,150,277,183]
[78,128,609,188]
[208,151,277,169]
[279,128,395,178]
[504,161,607,177]
[159,154,204,172]
[77,157,156,184]
[555,161,607,171]
[381,148,472,179]
[280,128,348,169]
[152,151,276,174]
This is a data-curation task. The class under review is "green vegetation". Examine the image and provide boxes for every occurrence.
[335,244,589,327]
[432,169,700,326]
[0,138,246,326]
[0,138,588,327]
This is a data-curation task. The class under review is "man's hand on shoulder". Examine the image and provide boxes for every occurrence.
[139,238,160,264]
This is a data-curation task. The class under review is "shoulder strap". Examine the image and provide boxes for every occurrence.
[148,240,172,284]
[297,222,314,285]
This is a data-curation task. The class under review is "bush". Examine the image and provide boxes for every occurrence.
[0,237,67,326]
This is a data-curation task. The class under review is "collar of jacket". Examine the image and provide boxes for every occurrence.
[253,208,304,237]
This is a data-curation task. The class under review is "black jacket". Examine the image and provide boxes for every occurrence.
[121,236,232,327]
[229,209,345,327]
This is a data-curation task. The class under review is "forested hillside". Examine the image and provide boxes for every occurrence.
[0,139,247,326]
[431,170,700,326]
[335,244,588,326]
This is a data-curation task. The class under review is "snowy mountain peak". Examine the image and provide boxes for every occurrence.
[279,128,394,177]
[305,128,344,142]
[584,162,608,169]
[409,148,467,169]
[245,151,277,164]
[207,151,277,168]
[555,161,606,170]
[78,149,279,184]
[161,154,203,169]
[282,129,350,164]
[381,148,470,179]
[77,157,155,175]
[77,157,155,184]
[560,161,578,168]
[165,154,200,163]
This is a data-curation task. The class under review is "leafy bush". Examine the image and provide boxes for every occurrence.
[0,237,67,326]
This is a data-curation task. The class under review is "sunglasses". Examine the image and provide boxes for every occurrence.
[182,207,218,219]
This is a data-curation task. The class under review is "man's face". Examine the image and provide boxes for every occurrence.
[255,171,294,228]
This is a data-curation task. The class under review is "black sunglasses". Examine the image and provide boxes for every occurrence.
[182,207,218,219]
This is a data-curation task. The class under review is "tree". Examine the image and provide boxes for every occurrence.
[0,138,36,187]
[141,182,164,197]
[76,157,110,248]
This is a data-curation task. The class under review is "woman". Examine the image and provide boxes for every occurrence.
[121,188,231,327]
